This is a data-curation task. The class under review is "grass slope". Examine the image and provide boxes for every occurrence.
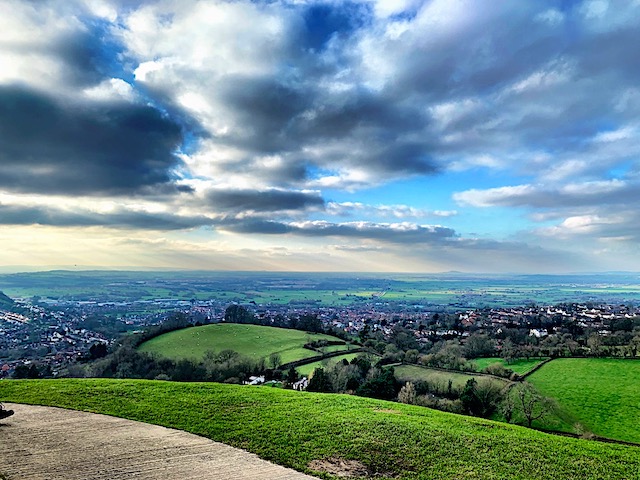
[1,379,639,480]
[138,323,347,364]
[528,358,640,443]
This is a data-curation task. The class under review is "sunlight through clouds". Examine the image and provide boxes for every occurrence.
[1,0,640,272]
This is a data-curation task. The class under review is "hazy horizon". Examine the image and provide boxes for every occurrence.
[0,266,639,277]
[2,1,640,273]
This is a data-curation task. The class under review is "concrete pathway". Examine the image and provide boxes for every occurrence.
[0,403,317,480]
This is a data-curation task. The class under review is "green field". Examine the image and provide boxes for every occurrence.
[393,364,503,388]
[296,353,361,376]
[3,271,640,307]
[528,358,640,443]
[473,357,547,375]
[1,379,639,480]
[138,323,348,364]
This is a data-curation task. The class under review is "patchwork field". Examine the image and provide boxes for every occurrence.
[393,364,503,388]
[3,271,640,307]
[296,353,362,376]
[472,357,548,375]
[2,379,640,479]
[137,323,349,364]
[527,358,640,443]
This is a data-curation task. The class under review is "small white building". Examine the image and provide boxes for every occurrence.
[293,377,309,390]
[245,375,265,385]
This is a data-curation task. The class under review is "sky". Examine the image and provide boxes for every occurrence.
[1,0,640,273]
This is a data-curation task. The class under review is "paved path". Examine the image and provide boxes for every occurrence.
[0,403,317,480]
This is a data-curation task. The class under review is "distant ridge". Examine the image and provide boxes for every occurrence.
[0,291,14,308]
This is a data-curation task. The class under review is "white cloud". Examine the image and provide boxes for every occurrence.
[454,185,536,207]
[581,0,609,19]
[535,9,565,26]
[326,201,456,219]
[83,78,137,102]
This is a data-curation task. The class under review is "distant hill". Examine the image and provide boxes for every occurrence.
[137,323,351,364]
[0,291,14,308]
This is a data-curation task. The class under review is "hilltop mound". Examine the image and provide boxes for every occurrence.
[1,379,639,479]
[137,323,351,364]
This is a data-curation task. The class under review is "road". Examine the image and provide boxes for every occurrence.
[0,403,317,480]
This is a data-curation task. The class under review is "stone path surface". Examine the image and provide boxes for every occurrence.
[0,403,318,480]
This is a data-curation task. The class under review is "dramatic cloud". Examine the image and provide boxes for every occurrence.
[453,179,640,209]
[2,0,640,272]
[326,202,457,219]
[0,202,212,230]
[0,85,186,196]
[221,219,457,244]
[205,189,324,214]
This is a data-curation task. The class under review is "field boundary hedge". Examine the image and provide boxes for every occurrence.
[399,361,508,382]
[280,348,365,371]
[521,357,555,379]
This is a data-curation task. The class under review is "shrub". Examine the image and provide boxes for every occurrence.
[483,362,514,378]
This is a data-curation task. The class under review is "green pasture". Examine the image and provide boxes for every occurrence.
[392,365,574,432]
[3,271,640,307]
[528,358,640,443]
[473,357,547,375]
[2,379,640,480]
[137,323,348,364]
[322,344,357,353]
[296,353,361,376]
[393,364,501,388]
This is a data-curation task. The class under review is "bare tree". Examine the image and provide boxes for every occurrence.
[516,383,551,428]
[587,333,603,357]
[398,381,417,405]
[501,338,515,364]
[501,387,515,423]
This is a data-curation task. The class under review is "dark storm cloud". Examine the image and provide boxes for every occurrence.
[221,219,293,235]
[215,72,438,179]
[217,75,311,153]
[205,189,324,213]
[221,219,457,244]
[0,85,187,196]
[0,203,211,230]
[55,20,124,86]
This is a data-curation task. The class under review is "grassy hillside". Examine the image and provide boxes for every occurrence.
[1,379,639,479]
[528,358,640,443]
[137,323,348,364]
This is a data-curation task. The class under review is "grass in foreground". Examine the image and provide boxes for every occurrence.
[138,323,347,364]
[2,379,639,479]
[528,358,640,443]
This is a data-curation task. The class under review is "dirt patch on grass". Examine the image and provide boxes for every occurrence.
[309,457,371,478]
[373,408,402,414]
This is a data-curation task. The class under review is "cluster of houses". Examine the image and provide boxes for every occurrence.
[1,289,638,380]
